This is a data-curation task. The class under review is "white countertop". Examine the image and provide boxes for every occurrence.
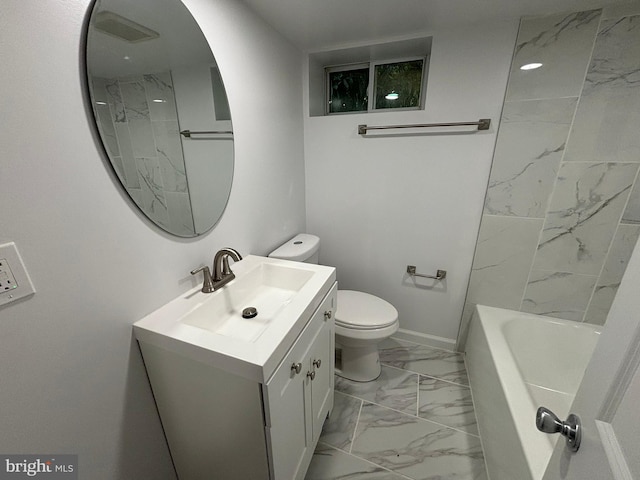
[133,255,336,384]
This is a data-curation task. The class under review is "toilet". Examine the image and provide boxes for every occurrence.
[269,234,399,382]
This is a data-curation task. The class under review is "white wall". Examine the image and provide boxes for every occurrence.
[172,64,234,233]
[304,22,519,344]
[0,0,304,477]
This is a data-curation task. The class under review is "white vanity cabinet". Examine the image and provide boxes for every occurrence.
[264,283,336,480]
[135,268,336,480]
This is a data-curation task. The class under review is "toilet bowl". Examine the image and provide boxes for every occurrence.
[334,290,398,381]
[269,234,399,382]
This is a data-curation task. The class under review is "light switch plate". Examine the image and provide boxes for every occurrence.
[0,242,35,307]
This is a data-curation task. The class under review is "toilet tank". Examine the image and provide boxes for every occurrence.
[268,234,320,264]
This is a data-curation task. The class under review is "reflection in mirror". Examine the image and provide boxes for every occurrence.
[85,0,234,237]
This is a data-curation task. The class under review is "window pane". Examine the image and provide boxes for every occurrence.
[328,68,369,113]
[374,60,423,110]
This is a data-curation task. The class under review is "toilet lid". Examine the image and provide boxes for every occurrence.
[335,290,398,330]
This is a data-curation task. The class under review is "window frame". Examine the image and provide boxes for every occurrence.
[325,62,370,116]
[324,56,427,116]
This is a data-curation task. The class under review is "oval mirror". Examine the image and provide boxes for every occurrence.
[85,0,233,237]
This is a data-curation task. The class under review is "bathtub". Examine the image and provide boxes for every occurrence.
[465,305,601,480]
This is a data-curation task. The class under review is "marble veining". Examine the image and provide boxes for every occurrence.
[521,270,597,321]
[378,339,468,386]
[90,71,196,236]
[466,215,544,310]
[335,366,418,415]
[534,162,638,275]
[506,10,601,101]
[466,8,640,327]
[564,14,640,163]
[514,10,600,56]
[352,403,484,480]
[152,121,188,193]
[584,224,640,324]
[306,444,407,480]
[144,73,178,121]
[120,81,150,120]
[418,377,478,436]
[319,392,362,451]
[484,98,577,218]
[307,339,487,480]
[104,79,126,123]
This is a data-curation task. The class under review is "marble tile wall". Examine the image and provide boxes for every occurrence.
[460,6,640,343]
[91,72,195,236]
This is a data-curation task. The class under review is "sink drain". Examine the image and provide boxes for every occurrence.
[242,307,258,319]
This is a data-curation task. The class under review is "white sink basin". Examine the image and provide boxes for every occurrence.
[133,255,336,383]
[180,262,314,342]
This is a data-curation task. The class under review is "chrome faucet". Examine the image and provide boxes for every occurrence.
[191,247,243,293]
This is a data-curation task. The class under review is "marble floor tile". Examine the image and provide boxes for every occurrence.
[306,443,408,480]
[351,403,485,480]
[335,366,418,416]
[417,376,479,436]
[379,339,469,386]
[319,392,362,451]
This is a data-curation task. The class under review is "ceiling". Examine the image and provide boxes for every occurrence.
[87,0,215,78]
[241,0,625,51]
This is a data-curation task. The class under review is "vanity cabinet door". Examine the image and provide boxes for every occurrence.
[264,284,337,480]
[309,307,334,444]
[264,328,313,480]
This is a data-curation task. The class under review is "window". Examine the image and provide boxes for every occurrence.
[326,58,426,115]
[327,64,369,114]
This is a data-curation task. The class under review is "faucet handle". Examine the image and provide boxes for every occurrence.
[191,265,215,293]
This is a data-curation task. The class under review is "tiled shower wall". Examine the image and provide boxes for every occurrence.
[91,72,195,236]
[461,5,640,340]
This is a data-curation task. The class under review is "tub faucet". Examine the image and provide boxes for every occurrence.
[191,247,242,293]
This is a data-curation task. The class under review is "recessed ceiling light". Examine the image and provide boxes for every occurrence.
[152,99,166,103]
[95,101,107,105]
[520,63,543,71]
[385,92,399,100]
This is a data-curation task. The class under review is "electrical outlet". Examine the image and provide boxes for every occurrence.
[0,258,19,292]
[0,242,35,307]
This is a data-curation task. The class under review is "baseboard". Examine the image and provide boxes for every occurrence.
[392,328,458,352]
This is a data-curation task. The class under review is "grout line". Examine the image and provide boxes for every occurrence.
[338,389,480,439]
[379,361,470,388]
[318,442,415,480]
[388,336,460,354]
[416,374,420,418]
[349,398,364,455]
[417,372,471,388]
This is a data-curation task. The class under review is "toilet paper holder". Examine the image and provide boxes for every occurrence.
[407,265,447,280]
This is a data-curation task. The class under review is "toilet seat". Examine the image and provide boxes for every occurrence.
[335,290,398,330]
